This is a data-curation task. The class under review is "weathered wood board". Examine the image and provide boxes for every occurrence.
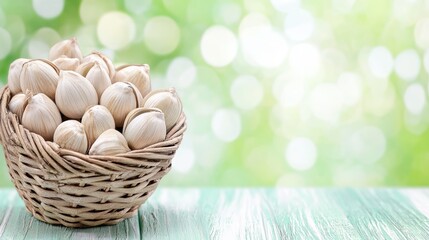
[139,188,429,240]
[0,188,428,239]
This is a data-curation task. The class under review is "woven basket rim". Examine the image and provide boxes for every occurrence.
[0,86,187,176]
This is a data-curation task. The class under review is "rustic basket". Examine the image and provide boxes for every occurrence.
[0,86,186,227]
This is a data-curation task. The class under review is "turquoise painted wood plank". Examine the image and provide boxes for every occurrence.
[140,189,240,239]
[269,189,429,239]
[0,190,140,240]
[332,189,429,239]
[139,188,429,240]
[0,189,428,239]
[0,189,17,237]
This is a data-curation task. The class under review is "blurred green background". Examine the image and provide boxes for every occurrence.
[0,0,428,187]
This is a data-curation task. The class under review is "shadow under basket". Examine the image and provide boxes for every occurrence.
[0,87,186,228]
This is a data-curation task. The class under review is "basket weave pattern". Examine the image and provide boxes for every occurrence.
[0,87,186,227]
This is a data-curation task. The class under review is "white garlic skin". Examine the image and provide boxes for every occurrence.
[86,62,111,98]
[8,58,29,95]
[8,93,26,121]
[123,108,166,150]
[55,70,98,119]
[81,52,115,79]
[143,88,182,131]
[52,57,80,71]
[76,61,93,77]
[81,105,115,147]
[89,129,130,156]
[54,120,88,154]
[20,59,59,100]
[100,82,143,128]
[114,64,151,97]
[22,93,62,141]
[49,38,83,61]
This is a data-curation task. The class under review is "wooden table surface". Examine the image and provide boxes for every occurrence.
[0,188,428,239]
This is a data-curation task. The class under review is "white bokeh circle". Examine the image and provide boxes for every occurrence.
[33,0,64,19]
[211,108,241,142]
[143,16,181,55]
[285,138,317,171]
[201,26,238,67]
[97,11,136,50]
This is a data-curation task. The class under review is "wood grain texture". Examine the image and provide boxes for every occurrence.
[0,189,428,239]
[139,188,429,240]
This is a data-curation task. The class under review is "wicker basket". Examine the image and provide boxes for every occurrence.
[0,86,186,227]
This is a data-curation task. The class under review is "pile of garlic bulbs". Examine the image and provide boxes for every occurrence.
[7,38,183,155]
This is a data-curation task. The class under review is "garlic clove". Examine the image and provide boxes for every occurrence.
[49,37,83,61]
[123,108,166,150]
[114,64,151,97]
[86,62,111,98]
[142,88,182,131]
[8,93,26,121]
[75,61,95,77]
[55,70,98,119]
[20,59,60,100]
[52,56,80,71]
[81,52,115,79]
[81,105,115,147]
[89,129,130,156]
[54,120,88,154]
[22,92,62,141]
[100,82,143,128]
[8,58,29,95]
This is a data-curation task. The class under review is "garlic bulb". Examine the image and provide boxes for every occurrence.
[86,62,111,98]
[114,64,151,97]
[20,59,59,100]
[52,57,80,71]
[123,108,166,150]
[55,71,98,119]
[89,129,130,156]
[81,52,115,79]
[53,120,88,153]
[8,93,26,121]
[48,38,83,61]
[100,82,143,127]
[81,105,115,146]
[22,92,62,141]
[143,88,182,131]
[8,58,29,95]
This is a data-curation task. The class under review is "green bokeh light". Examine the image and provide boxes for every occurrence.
[0,0,427,187]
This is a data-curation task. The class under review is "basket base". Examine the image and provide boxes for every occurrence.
[30,207,139,228]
